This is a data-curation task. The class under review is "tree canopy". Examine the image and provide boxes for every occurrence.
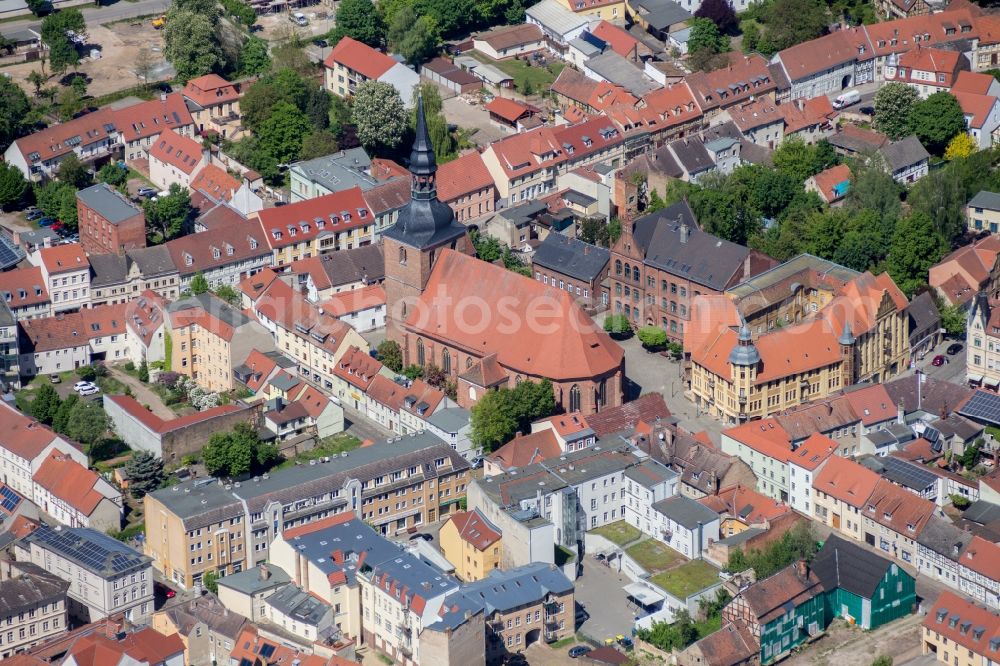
[909,91,967,155]
[41,9,84,75]
[331,0,386,46]
[144,184,193,241]
[352,80,407,152]
[873,83,918,140]
[203,422,281,478]
[470,380,557,452]
[124,451,166,498]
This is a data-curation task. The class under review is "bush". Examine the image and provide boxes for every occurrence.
[76,366,96,381]
[124,361,136,372]
[951,494,972,510]
[604,314,632,338]
[158,371,181,389]
[637,326,668,350]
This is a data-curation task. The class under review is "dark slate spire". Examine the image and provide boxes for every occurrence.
[381,95,467,250]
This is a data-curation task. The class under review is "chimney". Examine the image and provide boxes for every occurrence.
[202,146,211,167]
[796,560,808,579]
[258,563,270,580]
[160,91,167,102]
[897,400,904,425]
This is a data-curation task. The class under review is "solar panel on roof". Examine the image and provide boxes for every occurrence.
[0,486,21,513]
[959,391,1000,426]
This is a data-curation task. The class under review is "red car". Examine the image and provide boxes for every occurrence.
[932,355,946,366]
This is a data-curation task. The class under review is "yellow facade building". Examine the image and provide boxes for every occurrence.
[439,509,503,582]
[557,0,627,21]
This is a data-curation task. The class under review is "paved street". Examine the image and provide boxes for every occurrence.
[574,558,638,644]
[343,403,392,442]
[0,0,169,36]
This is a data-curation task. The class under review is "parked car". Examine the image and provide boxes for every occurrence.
[78,385,100,396]
[313,38,328,47]
[155,581,176,598]
[51,222,63,232]
[48,374,61,384]
[832,89,861,109]
[409,532,432,542]
[470,456,483,469]
[25,210,43,221]
[568,646,592,658]
[73,380,93,391]
[617,636,634,650]
[37,217,54,227]
[932,355,946,367]
[137,187,157,198]
[947,343,964,355]
[859,105,875,116]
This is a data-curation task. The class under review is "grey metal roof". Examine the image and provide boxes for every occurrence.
[89,253,130,287]
[668,137,714,175]
[880,135,930,172]
[17,228,59,248]
[561,190,598,208]
[968,190,1000,212]
[811,534,897,599]
[76,183,142,224]
[631,201,752,291]
[704,136,739,153]
[268,373,301,392]
[266,583,332,627]
[569,37,603,58]
[525,0,591,36]
[623,459,678,488]
[284,516,402,587]
[289,147,379,193]
[651,495,719,529]
[216,563,291,595]
[532,234,609,283]
[451,562,572,617]
[631,0,692,29]
[21,525,151,578]
[906,291,940,340]
[917,515,972,561]
[962,500,1000,526]
[128,245,178,277]
[585,52,660,96]
[0,563,68,615]
[426,407,470,433]
[364,549,459,607]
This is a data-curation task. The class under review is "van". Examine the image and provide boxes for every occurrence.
[290,11,308,25]
[832,89,860,109]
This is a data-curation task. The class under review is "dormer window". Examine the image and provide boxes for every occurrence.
[358,208,368,218]
[249,236,258,249]
[301,222,310,233]
[184,253,193,266]
[288,227,297,237]
[271,230,282,240]
[212,246,221,259]
[226,243,234,256]
[330,215,340,225]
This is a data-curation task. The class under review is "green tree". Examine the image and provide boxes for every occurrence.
[352,80,407,152]
[138,359,149,383]
[845,157,901,224]
[56,152,91,188]
[26,70,46,98]
[470,380,556,452]
[637,326,668,350]
[772,136,825,183]
[939,302,966,337]
[389,7,439,65]
[214,284,240,306]
[203,422,280,477]
[960,439,983,470]
[402,364,424,379]
[688,17,728,55]
[332,0,386,47]
[66,399,111,448]
[241,69,310,132]
[202,570,219,594]
[238,35,272,77]
[909,91,966,155]
[30,384,61,425]
[221,0,257,24]
[636,611,699,651]
[873,82,918,140]
[752,0,828,54]
[887,212,947,296]
[377,340,403,372]
[124,451,165,498]
[0,163,29,212]
[34,180,78,229]
[579,218,611,247]
[97,162,128,188]
[300,130,340,160]
[51,393,78,434]
[164,10,221,83]
[257,101,312,164]
[41,9,84,75]
[190,272,209,295]
[413,0,475,36]
[56,85,84,122]
[144,183,192,240]
[471,231,503,262]
[604,314,632,337]
[695,0,737,33]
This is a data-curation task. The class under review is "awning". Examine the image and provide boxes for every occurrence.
[968,374,985,384]
[987,377,1000,388]
[624,582,666,607]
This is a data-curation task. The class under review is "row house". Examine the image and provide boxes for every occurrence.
[0,400,87,501]
[922,591,1000,666]
[164,217,271,293]
[0,266,51,319]
[958,535,1000,610]
[549,67,641,116]
[436,151,498,224]
[30,243,91,313]
[812,455,881,543]
[480,116,626,206]
[916,515,973,590]
[882,46,968,99]
[143,431,471,588]
[365,374,448,436]
[240,269,368,392]
[858,478,936,566]
[255,186,376,266]
[148,128,209,192]
[18,303,131,377]
[31,451,122,531]
[4,108,119,182]
[89,245,182,306]
[113,92,195,164]
[967,294,1000,389]
[952,71,1000,149]
[684,53,778,121]
[0,561,68,659]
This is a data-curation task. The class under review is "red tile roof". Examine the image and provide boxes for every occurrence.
[0,402,68,462]
[320,284,385,316]
[333,345,383,391]
[106,394,244,434]
[591,21,639,59]
[586,393,670,437]
[282,510,356,539]
[164,217,268,277]
[813,455,880,507]
[843,383,898,426]
[685,53,776,111]
[776,27,872,81]
[485,97,532,123]
[475,23,543,50]
[724,419,793,463]
[67,628,184,666]
[486,116,625,179]
[885,46,963,89]
[9,108,117,165]
[256,186,373,249]
[448,508,501,550]
[960,535,1000,582]
[190,164,241,202]
[778,95,837,134]
[0,266,49,308]
[149,129,205,175]
[38,243,87,274]
[125,291,167,346]
[33,452,109,516]
[738,563,824,625]
[954,90,998,129]
[702,484,791,523]
[729,98,783,133]
[923,591,1000,656]
[538,412,591,438]
[809,163,852,203]
[863,477,935,537]
[112,93,193,144]
[20,304,127,353]
[182,73,242,108]
[487,429,561,469]
[436,151,495,203]
[240,348,281,392]
[405,249,623,382]
[953,69,998,94]
[787,433,837,471]
[864,8,980,58]
[367,374,444,416]
[324,36,396,79]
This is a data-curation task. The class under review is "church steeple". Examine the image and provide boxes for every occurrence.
[409,96,437,201]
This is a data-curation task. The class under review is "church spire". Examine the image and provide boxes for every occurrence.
[409,95,437,201]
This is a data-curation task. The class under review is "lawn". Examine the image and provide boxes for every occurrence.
[625,539,683,575]
[589,520,642,547]
[649,560,721,600]
[470,51,564,95]
[274,433,362,469]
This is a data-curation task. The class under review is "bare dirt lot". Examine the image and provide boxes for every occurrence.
[782,613,925,666]
[254,9,334,43]
[4,20,170,98]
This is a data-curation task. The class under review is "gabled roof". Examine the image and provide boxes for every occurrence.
[33,452,111,516]
[0,266,48,309]
[436,150,495,203]
[256,186,373,249]
[9,108,117,165]
[405,249,623,382]
[320,284,385,316]
[324,36,397,79]
[953,70,998,94]
[591,21,640,58]
[737,562,824,625]
[112,93,193,143]
[38,243,87,274]
[700,484,790,524]
[333,345,383,391]
[164,217,268,277]
[863,477,935,537]
[475,23,543,50]
[811,534,898,599]
[685,53,776,111]
[723,418,792,463]
[813,455,880,507]
[487,429,561,470]
[190,164,241,203]
[809,163,852,203]
[448,508,502,550]
[181,73,241,108]
[787,433,837,471]
[880,135,930,172]
[959,535,1000,582]
[776,28,872,81]
[148,128,204,175]
[532,233,609,282]
[923,591,1000,657]
[587,393,670,437]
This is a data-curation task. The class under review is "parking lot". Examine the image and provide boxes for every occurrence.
[574,557,640,644]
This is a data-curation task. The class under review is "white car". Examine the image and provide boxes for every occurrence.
[73,381,93,391]
[78,385,100,396]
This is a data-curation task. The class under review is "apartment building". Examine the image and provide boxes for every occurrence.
[15,525,154,624]
[323,37,419,107]
[32,244,90,313]
[144,431,471,589]
[113,93,195,164]
[858,478,936,566]
[180,74,245,140]
[0,266,51,320]
[721,420,793,502]
[0,560,69,658]
[88,245,182,306]
[165,217,271,294]
[4,108,119,182]
[532,234,609,310]
[958,535,1000,610]
[148,129,209,191]
[967,190,1000,234]
[151,594,246,666]
[18,303,131,377]
[812,455,881,543]
[215,563,291,623]
[0,401,88,501]
[921,591,1000,666]
[76,183,147,256]
[439,509,503,582]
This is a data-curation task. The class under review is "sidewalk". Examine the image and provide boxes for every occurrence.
[107,367,176,420]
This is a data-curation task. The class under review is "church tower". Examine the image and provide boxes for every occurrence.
[382,97,470,340]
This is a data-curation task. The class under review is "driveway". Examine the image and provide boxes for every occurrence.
[574,557,638,643]
[107,367,175,420]
[443,96,509,148]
